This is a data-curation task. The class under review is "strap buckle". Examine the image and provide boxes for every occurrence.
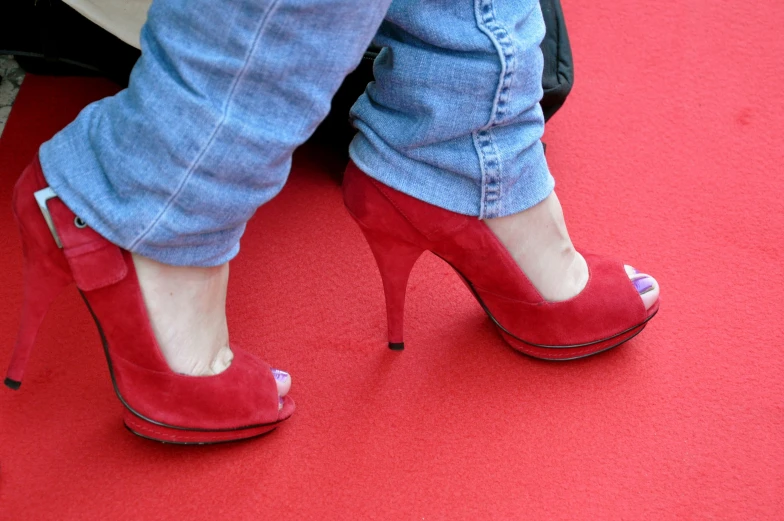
[33,187,63,248]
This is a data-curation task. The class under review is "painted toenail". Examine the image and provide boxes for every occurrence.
[271,368,289,381]
[632,275,654,294]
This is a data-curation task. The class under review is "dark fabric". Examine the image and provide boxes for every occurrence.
[3,0,573,148]
[539,0,574,121]
[317,0,574,150]
[0,0,141,85]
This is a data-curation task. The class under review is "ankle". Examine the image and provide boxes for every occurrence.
[166,344,234,376]
[513,245,588,301]
[484,192,589,302]
[132,254,233,377]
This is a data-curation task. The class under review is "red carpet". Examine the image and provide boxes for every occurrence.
[1,2,783,518]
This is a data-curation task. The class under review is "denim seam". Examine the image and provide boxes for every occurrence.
[127,0,281,250]
[473,0,516,219]
[472,130,491,218]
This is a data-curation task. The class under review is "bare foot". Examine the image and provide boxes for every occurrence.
[484,191,659,309]
[132,254,291,397]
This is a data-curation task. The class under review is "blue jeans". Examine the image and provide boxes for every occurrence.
[39,0,553,267]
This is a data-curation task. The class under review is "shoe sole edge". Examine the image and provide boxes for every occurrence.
[79,291,293,441]
[122,410,279,444]
[447,261,658,359]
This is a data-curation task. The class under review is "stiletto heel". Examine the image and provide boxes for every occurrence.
[6,156,293,443]
[5,253,72,389]
[343,161,659,360]
[356,226,424,350]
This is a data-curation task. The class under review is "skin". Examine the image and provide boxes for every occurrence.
[132,254,291,397]
[132,191,657,398]
[485,191,590,302]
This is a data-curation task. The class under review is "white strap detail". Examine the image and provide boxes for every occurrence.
[33,187,62,249]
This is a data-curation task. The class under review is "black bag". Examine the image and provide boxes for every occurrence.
[1,0,573,142]
[0,0,141,86]
[539,0,574,121]
[315,0,574,149]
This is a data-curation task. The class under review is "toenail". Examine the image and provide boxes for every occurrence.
[632,275,654,294]
[271,368,290,381]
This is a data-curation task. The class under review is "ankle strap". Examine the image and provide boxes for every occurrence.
[35,187,128,291]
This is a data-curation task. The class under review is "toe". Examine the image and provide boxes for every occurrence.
[271,368,292,398]
[624,265,660,311]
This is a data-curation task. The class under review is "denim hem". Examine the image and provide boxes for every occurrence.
[349,131,554,219]
[38,129,136,253]
[39,136,242,268]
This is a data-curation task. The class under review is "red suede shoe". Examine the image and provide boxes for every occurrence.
[5,157,294,443]
[342,161,659,360]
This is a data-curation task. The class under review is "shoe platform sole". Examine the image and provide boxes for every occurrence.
[82,292,294,445]
[451,266,659,361]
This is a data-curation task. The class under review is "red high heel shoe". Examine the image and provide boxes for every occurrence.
[342,162,659,360]
[5,157,294,443]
